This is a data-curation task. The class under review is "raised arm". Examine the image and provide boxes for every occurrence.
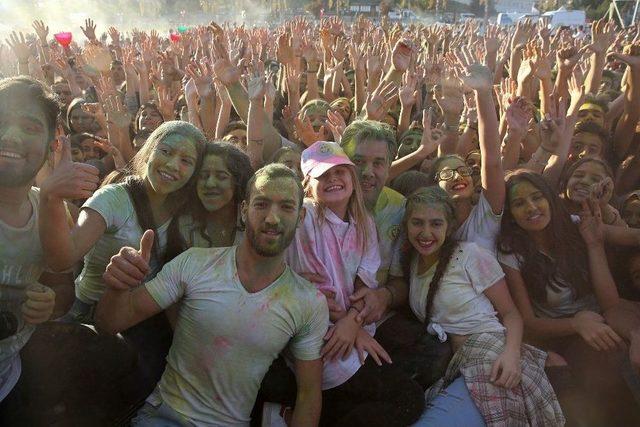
[212,41,282,160]
[611,49,640,160]
[459,59,504,214]
[39,138,101,271]
[247,65,268,170]
[584,20,616,96]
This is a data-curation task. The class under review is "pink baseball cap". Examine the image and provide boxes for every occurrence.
[301,141,355,178]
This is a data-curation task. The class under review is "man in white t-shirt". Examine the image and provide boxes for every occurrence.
[98,164,328,426]
[0,77,81,402]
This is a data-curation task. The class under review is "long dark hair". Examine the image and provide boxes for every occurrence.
[188,141,254,246]
[401,186,459,322]
[498,170,591,303]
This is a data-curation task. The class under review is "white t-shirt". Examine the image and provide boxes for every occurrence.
[453,192,502,253]
[498,251,599,318]
[76,184,170,304]
[286,201,380,389]
[409,242,505,342]
[145,246,328,426]
[0,188,44,400]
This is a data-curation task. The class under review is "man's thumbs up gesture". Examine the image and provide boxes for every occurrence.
[103,230,154,291]
[40,135,100,201]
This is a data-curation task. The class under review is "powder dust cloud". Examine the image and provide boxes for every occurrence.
[0,0,279,40]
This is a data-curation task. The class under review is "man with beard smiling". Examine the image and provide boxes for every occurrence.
[0,77,102,417]
[98,164,328,426]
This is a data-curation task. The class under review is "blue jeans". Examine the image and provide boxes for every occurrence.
[411,377,485,427]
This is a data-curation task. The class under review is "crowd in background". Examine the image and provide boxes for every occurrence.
[1,14,640,426]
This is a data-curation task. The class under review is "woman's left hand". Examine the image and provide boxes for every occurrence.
[490,349,522,389]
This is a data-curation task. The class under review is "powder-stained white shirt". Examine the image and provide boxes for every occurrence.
[410,242,505,342]
[145,246,328,425]
[78,184,169,303]
[286,201,380,389]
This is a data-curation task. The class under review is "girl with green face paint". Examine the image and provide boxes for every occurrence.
[396,128,424,159]
[299,100,332,140]
[330,97,353,123]
[40,121,207,324]
[183,142,254,249]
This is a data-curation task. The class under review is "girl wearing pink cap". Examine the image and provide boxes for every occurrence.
[262,141,424,426]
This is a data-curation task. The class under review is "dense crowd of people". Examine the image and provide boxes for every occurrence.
[1,14,640,426]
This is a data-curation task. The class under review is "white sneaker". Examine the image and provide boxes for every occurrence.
[261,402,289,427]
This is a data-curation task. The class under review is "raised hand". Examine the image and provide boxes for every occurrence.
[155,86,176,121]
[103,230,154,291]
[609,43,640,71]
[539,99,566,154]
[104,95,132,129]
[302,38,321,71]
[589,19,616,55]
[92,135,126,169]
[533,45,553,81]
[32,20,49,44]
[40,136,100,201]
[108,27,120,46]
[419,109,446,156]
[437,75,464,118]
[185,59,214,98]
[399,72,418,107]
[82,102,108,132]
[505,97,532,141]
[579,196,606,247]
[364,80,398,121]
[80,18,97,42]
[247,65,267,102]
[454,48,493,92]
[326,109,346,143]
[511,18,535,50]
[391,38,415,73]
[6,31,31,63]
[211,39,241,86]
[294,116,326,147]
[484,24,500,55]
[557,45,582,72]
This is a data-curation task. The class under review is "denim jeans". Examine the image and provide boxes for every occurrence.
[411,377,485,427]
